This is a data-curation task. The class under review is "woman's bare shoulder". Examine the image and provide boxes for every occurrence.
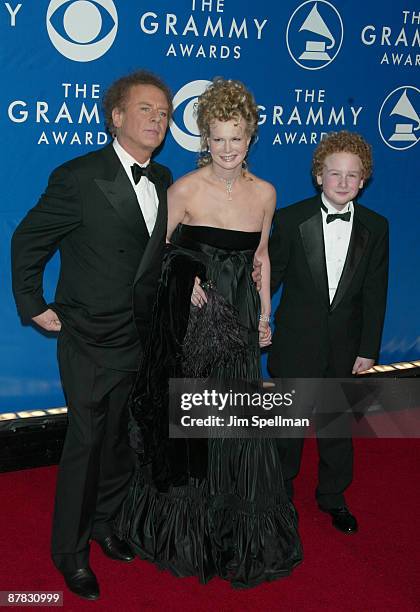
[168,168,205,197]
[245,172,277,203]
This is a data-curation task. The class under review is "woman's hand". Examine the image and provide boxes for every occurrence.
[258,320,272,347]
[191,276,208,308]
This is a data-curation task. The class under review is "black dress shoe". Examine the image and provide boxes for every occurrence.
[320,506,358,533]
[63,567,99,600]
[94,535,135,562]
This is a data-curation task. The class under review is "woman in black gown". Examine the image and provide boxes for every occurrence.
[117,78,302,587]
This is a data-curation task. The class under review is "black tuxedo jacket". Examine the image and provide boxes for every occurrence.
[11,143,172,371]
[268,194,389,377]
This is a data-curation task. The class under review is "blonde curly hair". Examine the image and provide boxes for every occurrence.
[195,78,259,167]
[312,131,373,181]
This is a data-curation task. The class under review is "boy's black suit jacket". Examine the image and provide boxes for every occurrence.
[11,143,172,371]
[268,194,389,377]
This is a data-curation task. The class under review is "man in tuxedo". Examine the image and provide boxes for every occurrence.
[11,70,173,599]
[268,131,388,533]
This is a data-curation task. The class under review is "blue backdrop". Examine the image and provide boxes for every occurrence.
[1,0,419,412]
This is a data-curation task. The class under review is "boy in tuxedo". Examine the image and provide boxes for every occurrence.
[268,131,389,533]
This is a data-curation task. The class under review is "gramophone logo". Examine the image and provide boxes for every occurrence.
[378,86,420,151]
[286,1,343,70]
[170,80,211,152]
[46,0,118,62]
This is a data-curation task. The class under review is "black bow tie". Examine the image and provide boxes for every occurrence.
[321,202,351,224]
[131,163,153,185]
[326,211,351,224]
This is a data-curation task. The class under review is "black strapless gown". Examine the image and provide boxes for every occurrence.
[116,225,302,588]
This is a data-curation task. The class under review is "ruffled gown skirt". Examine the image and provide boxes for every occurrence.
[117,437,301,587]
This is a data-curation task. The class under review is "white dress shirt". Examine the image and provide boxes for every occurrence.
[321,193,354,303]
[113,138,159,235]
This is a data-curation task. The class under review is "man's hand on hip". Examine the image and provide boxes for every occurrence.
[32,308,62,332]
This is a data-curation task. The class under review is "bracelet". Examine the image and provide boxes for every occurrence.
[259,314,270,322]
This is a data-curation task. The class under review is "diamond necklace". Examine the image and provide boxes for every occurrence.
[213,172,241,201]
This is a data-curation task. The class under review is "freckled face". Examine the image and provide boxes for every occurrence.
[112,84,169,162]
[317,152,364,210]
[208,118,251,172]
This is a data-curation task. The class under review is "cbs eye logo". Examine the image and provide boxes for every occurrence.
[46,0,118,62]
[170,80,212,152]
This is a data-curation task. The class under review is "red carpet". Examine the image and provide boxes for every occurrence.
[1,439,419,611]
